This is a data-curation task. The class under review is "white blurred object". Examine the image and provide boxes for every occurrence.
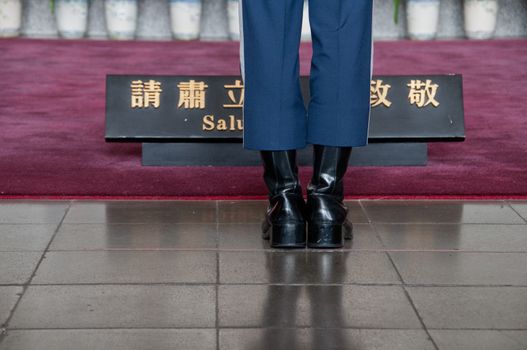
[406,0,440,40]
[0,0,22,37]
[301,0,310,42]
[170,0,202,40]
[55,0,88,39]
[227,0,238,40]
[228,0,310,42]
[105,0,138,40]
[464,0,498,39]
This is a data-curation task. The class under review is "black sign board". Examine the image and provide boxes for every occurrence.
[105,75,465,143]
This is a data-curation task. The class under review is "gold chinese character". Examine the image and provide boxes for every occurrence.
[370,79,392,107]
[177,80,209,109]
[130,80,162,108]
[407,79,440,108]
[131,80,144,108]
[223,80,244,108]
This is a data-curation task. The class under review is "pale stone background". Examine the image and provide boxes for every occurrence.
[19,0,527,40]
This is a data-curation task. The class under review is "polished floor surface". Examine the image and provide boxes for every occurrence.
[0,199,526,350]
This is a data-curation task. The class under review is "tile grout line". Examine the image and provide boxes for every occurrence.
[362,222,527,226]
[187,221,527,225]
[0,201,73,346]
[360,208,439,350]
[9,326,527,331]
[3,282,527,288]
[5,326,527,331]
[5,248,527,254]
[506,202,527,224]
[357,200,372,225]
[396,276,440,349]
[215,200,220,350]
[26,221,527,225]
[372,223,440,350]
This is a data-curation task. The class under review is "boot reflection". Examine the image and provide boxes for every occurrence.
[308,252,351,349]
[252,251,352,349]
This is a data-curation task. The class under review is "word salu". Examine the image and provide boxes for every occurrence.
[202,114,243,131]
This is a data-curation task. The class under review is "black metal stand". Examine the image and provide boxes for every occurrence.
[142,142,428,167]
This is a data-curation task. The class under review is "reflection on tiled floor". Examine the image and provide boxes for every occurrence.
[0,199,526,350]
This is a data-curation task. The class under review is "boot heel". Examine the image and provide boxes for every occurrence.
[270,223,306,248]
[307,224,344,249]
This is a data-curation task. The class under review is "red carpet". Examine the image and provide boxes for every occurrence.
[0,38,526,199]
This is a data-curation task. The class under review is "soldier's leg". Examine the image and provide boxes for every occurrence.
[239,0,307,151]
[305,0,373,248]
[306,0,373,147]
[239,0,308,248]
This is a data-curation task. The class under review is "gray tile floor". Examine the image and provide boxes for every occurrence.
[0,199,526,350]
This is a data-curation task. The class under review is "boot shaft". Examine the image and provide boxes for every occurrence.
[307,144,352,198]
[260,149,302,197]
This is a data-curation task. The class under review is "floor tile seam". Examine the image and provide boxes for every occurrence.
[3,327,527,331]
[401,284,440,350]
[40,248,234,252]
[55,222,219,226]
[358,200,374,224]
[47,220,527,224]
[215,200,220,350]
[1,250,61,253]
[0,223,60,226]
[8,283,527,287]
[370,223,404,285]
[368,215,389,249]
[369,221,527,225]
[11,282,404,287]
[4,221,527,227]
[385,249,527,255]
[62,221,219,224]
[19,282,406,286]
[371,222,527,226]
[404,284,527,288]
[219,220,527,224]
[218,326,527,331]
[3,327,220,331]
[507,203,527,223]
[35,248,527,253]
[216,222,373,226]
[427,327,527,331]
[0,203,72,346]
[217,221,372,224]
[15,282,395,288]
[54,220,527,224]
[0,222,71,225]
[366,250,527,254]
[378,234,440,350]
[216,325,441,331]
[2,326,438,331]
[404,280,527,343]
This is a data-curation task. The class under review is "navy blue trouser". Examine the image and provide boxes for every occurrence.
[239,0,373,150]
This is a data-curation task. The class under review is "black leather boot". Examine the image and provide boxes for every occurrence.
[260,150,307,248]
[306,144,354,249]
